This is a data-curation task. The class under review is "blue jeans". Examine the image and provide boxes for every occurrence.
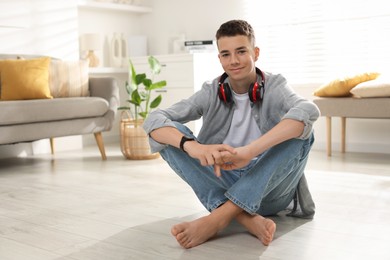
[160,123,314,216]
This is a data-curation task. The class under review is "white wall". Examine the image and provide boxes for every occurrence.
[78,6,144,67]
[140,0,245,55]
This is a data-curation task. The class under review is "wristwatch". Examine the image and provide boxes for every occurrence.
[180,136,195,154]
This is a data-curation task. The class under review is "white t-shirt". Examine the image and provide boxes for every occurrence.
[223,91,262,147]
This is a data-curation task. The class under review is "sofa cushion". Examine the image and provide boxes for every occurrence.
[313,72,380,97]
[0,57,52,100]
[49,59,90,98]
[0,97,109,126]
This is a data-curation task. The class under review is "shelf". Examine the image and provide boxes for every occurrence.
[78,0,152,14]
[89,67,128,74]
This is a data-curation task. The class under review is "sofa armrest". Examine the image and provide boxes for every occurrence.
[89,77,120,129]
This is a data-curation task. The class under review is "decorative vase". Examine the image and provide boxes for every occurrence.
[120,112,159,160]
[120,33,128,68]
[110,33,122,67]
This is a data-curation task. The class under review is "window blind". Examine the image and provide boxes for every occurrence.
[243,0,390,84]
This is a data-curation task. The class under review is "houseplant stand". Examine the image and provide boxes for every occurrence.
[120,112,159,160]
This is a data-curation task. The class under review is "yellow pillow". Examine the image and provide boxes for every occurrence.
[0,57,52,100]
[313,72,380,97]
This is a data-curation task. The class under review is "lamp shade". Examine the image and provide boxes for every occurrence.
[80,33,101,51]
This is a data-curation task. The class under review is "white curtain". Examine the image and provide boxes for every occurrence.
[243,0,390,84]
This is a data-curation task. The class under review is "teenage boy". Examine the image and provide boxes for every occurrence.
[144,19,319,249]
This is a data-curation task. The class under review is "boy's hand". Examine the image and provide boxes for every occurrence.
[218,147,253,171]
[184,142,236,177]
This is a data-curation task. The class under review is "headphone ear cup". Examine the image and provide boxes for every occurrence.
[249,82,259,103]
[259,83,265,100]
[218,83,232,104]
[248,82,264,103]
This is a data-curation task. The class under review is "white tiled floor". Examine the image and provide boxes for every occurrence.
[0,144,389,260]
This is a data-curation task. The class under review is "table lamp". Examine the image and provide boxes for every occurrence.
[80,33,101,67]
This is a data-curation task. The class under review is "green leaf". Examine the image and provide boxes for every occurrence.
[139,112,148,119]
[125,81,132,95]
[148,56,162,75]
[143,78,152,88]
[128,100,140,105]
[149,80,167,90]
[131,89,142,106]
[150,95,162,108]
[135,74,146,85]
[128,60,138,92]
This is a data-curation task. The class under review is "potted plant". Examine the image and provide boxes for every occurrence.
[118,56,167,159]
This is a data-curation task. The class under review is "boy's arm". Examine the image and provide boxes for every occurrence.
[150,127,236,174]
[220,119,304,171]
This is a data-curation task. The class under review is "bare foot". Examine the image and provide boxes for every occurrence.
[171,201,242,248]
[171,215,222,249]
[237,213,276,246]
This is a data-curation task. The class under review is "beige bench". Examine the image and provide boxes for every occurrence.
[313,97,390,156]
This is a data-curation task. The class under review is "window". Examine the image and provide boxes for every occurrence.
[243,0,390,84]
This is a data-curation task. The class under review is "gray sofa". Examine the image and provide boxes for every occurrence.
[0,54,119,160]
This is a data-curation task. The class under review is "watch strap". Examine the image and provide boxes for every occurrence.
[180,136,195,153]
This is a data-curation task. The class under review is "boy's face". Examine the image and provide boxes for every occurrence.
[217,35,259,83]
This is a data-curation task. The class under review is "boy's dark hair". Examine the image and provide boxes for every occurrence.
[215,20,256,46]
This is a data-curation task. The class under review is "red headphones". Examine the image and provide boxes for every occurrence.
[218,67,265,104]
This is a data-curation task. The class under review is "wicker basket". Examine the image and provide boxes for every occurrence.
[120,112,160,160]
